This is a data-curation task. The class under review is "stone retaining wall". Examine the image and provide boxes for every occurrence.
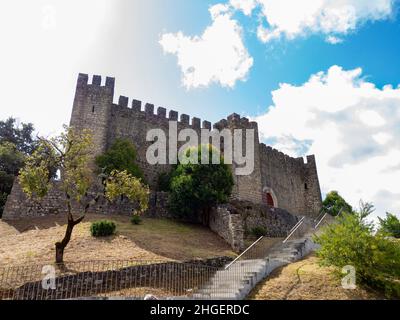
[2,179,170,220]
[210,200,299,252]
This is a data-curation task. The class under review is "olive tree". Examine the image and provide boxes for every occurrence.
[19,126,149,263]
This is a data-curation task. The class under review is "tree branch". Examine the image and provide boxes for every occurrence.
[73,215,85,226]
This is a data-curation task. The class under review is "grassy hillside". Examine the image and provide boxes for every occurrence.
[249,254,384,300]
[0,214,235,266]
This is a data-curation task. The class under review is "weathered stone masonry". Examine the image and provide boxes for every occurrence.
[3,74,323,250]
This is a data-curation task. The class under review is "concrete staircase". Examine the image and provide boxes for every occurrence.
[192,237,316,300]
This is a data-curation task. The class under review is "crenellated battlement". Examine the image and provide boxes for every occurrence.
[78,74,261,132]
[214,113,258,130]
[110,93,212,129]
[260,143,308,167]
[77,73,115,90]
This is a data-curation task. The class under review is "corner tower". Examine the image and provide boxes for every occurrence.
[304,155,323,216]
[70,74,115,165]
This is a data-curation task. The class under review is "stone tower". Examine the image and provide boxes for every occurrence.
[214,113,263,204]
[70,74,115,166]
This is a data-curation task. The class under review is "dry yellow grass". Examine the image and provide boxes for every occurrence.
[249,254,384,300]
[0,214,235,267]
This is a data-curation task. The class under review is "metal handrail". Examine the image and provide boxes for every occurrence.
[224,236,264,270]
[313,211,326,224]
[287,216,305,235]
[314,212,328,229]
[283,217,305,243]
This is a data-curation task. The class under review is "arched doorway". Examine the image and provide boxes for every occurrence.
[262,187,278,208]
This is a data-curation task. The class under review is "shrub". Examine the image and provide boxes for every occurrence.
[251,226,267,238]
[131,215,142,225]
[90,220,116,237]
[314,202,400,298]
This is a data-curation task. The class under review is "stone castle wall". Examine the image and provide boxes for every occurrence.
[108,98,263,203]
[209,200,299,252]
[2,178,170,220]
[259,145,322,217]
[209,205,245,252]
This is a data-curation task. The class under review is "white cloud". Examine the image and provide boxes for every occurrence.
[254,0,394,42]
[160,1,394,88]
[325,35,343,44]
[159,6,253,89]
[373,132,392,145]
[359,110,386,127]
[254,65,400,220]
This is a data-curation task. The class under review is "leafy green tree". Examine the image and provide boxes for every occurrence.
[0,117,36,154]
[95,139,144,181]
[19,126,149,263]
[315,201,400,298]
[105,170,149,215]
[322,191,353,216]
[0,142,25,174]
[157,170,175,192]
[168,144,234,225]
[0,142,26,216]
[378,213,400,239]
[0,117,37,217]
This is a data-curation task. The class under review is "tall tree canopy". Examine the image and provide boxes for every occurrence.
[0,117,37,216]
[95,139,144,181]
[322,190,353,216]
[378,213,400,239]
[0,117,36,154]
[168,144,234,225]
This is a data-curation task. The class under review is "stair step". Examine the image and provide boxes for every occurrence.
[192,293,240,299]
[197,288,242,295]
[191,236,314,300]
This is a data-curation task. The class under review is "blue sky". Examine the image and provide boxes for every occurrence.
[158,0,400,120]
[0,0,399,222]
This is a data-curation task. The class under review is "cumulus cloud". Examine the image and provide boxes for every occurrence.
[159,6,253,89]
[255,0,394,42]
[254,65,400,219]
[160,1,394,88]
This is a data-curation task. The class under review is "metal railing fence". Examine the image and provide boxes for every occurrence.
[0,259,219,300]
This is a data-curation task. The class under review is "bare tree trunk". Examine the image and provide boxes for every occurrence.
[55,197,85,264]
[201,207,211,227]
[55,219,73,264]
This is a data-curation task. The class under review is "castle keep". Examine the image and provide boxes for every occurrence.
[3,74,323,249]
[69,74,322,216]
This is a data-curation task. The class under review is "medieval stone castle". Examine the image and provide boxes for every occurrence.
[3,74,323,251]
